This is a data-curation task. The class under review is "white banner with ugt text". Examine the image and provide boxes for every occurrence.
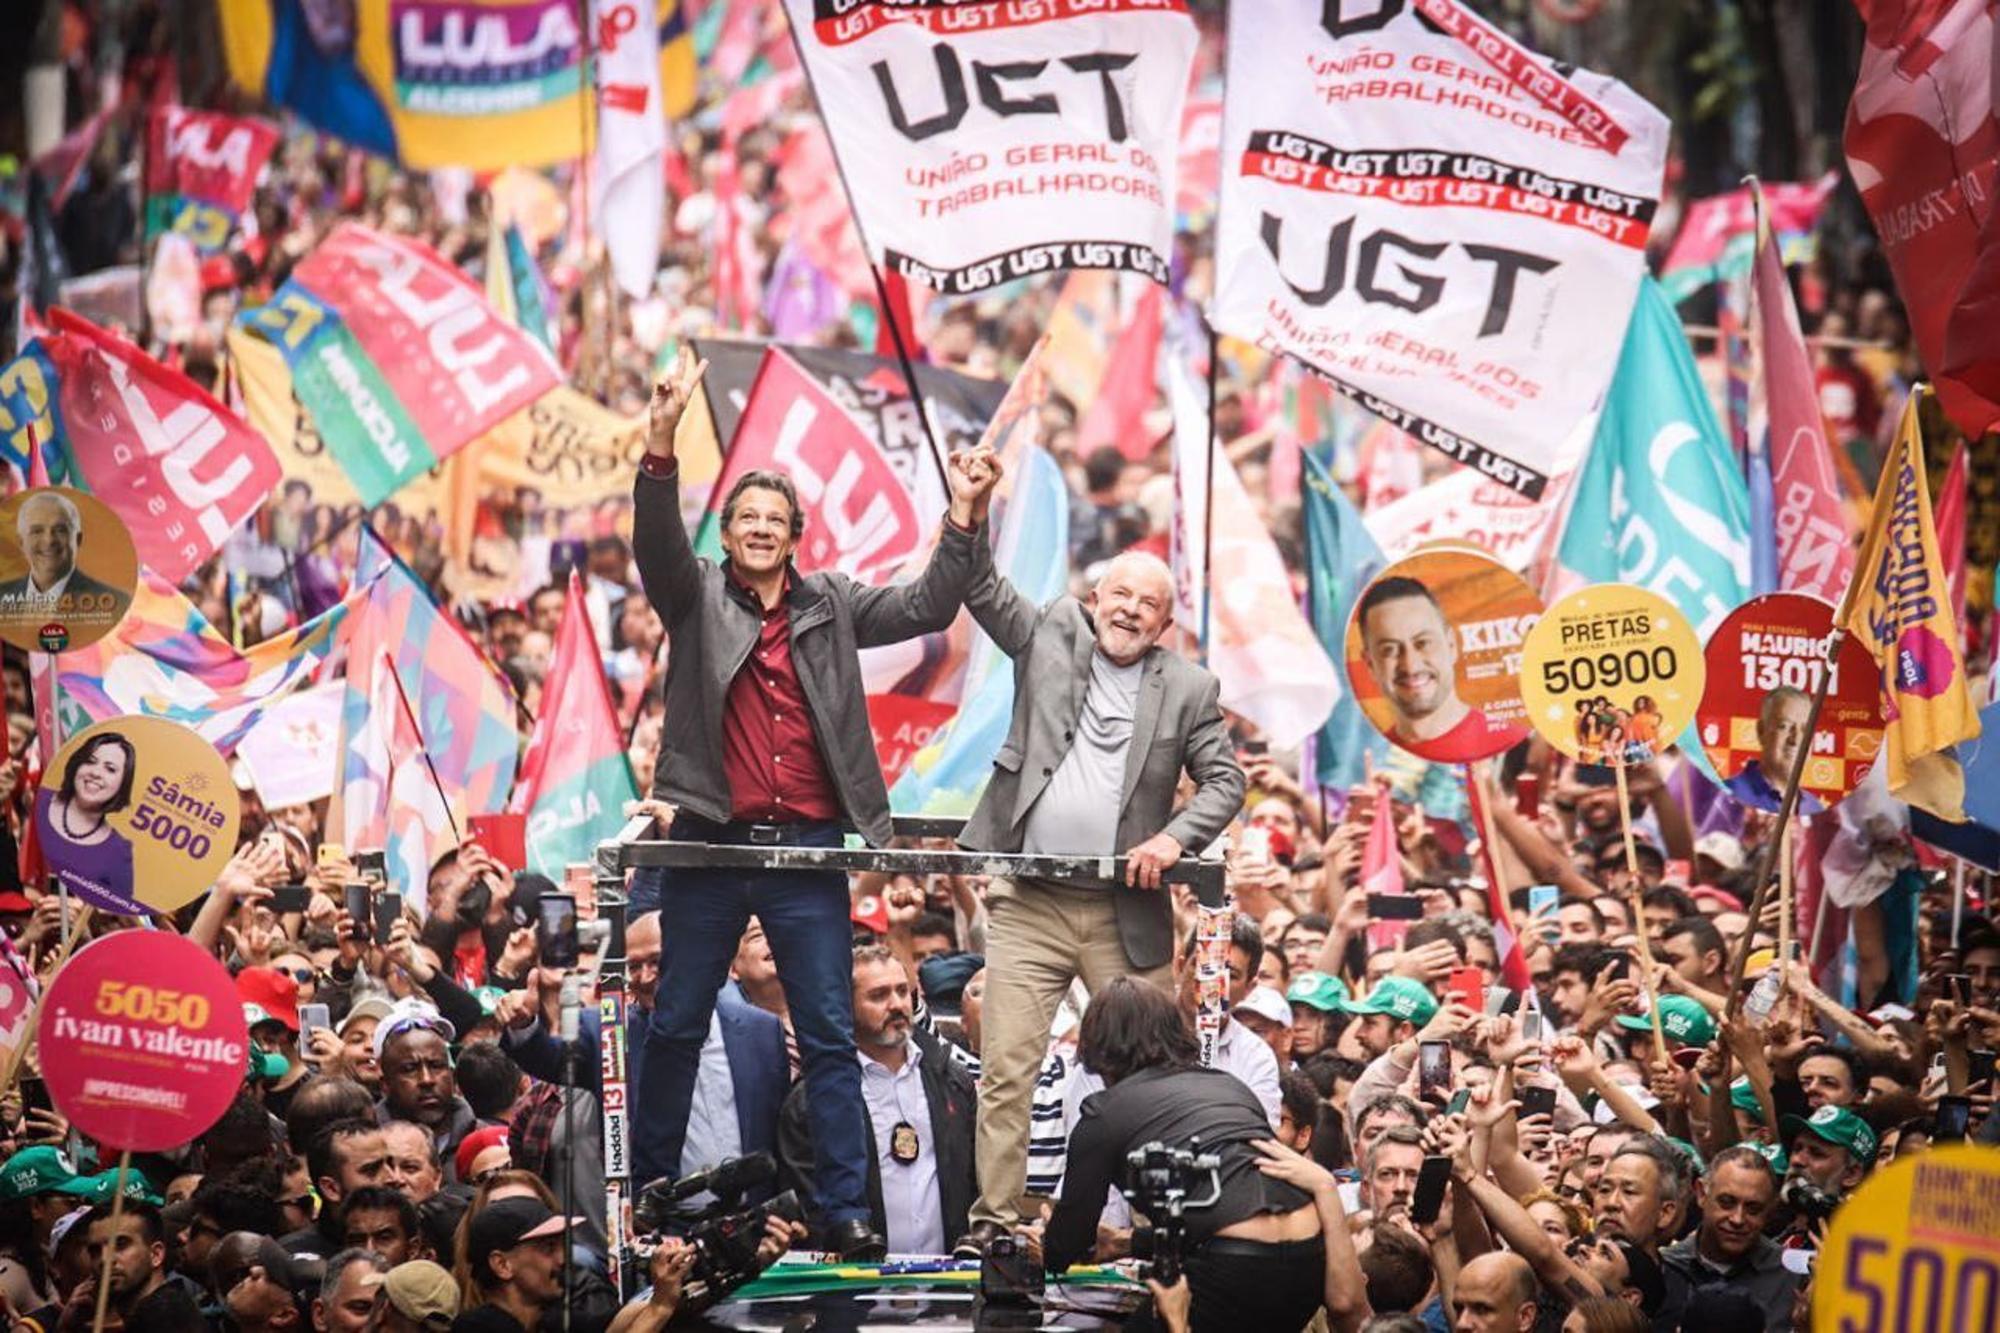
[783,0,1195,294]
[1212,0,1669,499]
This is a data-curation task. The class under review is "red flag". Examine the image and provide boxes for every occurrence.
[1075,285,1164,463]
[1362,786,1408,953]
[1935,442,1969,631]
[143,106,280,249]
[1844,0,2000,435]
[1751,188,1855,605]
[507,573,638,877]
[875,268,921,363]
[1464,776,1534,990]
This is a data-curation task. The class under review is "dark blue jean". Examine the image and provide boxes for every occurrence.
[633,816,870,1224]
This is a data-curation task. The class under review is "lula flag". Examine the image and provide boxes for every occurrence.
[1841,390,1980,820]
[508,572,638,875]
[1303,447,1389,792]
[1552,277,1752,641]
[143,106,280,254]
[240,224,559,506]
[216,0,695,171]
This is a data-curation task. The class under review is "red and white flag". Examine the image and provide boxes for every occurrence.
[590,0,667,298]
[1750,185,1855,605]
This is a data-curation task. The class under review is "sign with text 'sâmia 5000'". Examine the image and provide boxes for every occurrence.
[783,0,1196,295]
[1213,0,1669,499]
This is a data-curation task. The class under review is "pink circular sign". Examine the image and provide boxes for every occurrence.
[38,932,248,1151]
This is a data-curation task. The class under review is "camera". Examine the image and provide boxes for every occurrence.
[634,1154,803,1302]
[1780,1175,1841,1224]
[1124,1141,1223,1284]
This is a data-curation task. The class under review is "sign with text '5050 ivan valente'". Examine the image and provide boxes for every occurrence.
[1212,0,1669,499]
[781,0,1196,295]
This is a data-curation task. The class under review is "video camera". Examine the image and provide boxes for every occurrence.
[1124,1140,1222,1284]
[635,1152,807,1299]
[1780,1176,1841,1226]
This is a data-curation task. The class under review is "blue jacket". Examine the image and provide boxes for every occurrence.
[507,983,789,1158]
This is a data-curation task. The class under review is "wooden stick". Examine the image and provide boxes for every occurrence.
[1777,817,1794,992]
[0,910,94,1095]
[1612,760,1668,1053]
[89,1150,133,1333]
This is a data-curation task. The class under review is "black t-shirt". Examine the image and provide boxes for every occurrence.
[452,1305,530,1333]
[1044,1065,1314,1272]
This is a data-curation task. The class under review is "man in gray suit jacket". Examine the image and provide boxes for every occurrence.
[950,482,1244,1252]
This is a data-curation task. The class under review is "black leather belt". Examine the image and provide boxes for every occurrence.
[736,821,836,846]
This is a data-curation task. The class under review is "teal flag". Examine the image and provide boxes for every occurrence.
[1302,448,1390,792]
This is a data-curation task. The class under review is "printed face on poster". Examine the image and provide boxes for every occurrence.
[38,932,248,1152]
[0,488,138,652]
[1520,584,1705,765]
[1697,593,1883,815]
[34,717,240,917]
[1343,546,1542,763]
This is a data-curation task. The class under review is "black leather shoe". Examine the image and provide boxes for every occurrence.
[952,1221,1006,1259]
[826,1217,887,1262]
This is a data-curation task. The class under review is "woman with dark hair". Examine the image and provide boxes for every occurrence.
[33,730,137,908]
[1038,979,1361,1332]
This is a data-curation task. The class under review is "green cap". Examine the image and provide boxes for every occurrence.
[1614,995,1716,1046]
[1285,972,1350,1014]
[1338,976,1440,1027]
[1781,1105,1879,1165]
[1749,1141,1790,1175]
[1729,1077,1766,1123]
[248,1047,290,1081]
[472,986,507,1017]
[58,1169,163,1207]
[0,1146,79,1201]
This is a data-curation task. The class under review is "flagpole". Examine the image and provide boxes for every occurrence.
[1200,321,1219,658]
[1610,758,1668,1053]
[777,5,949,489]
[385,656,464,846]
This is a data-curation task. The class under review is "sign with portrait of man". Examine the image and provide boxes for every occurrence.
[0,487,138,653]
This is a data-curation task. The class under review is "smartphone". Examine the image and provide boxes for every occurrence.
[1514,773,1542,819]
[354,850,387,883]
[1239,826,1272,863]
[1528,885,1560,920]
[1447,966,1485,1014]
[1367,892,1425,921]
[1409,1155,1453,1226]
[1484,986,1512,1017]
[19,1076,52,1116]
[1607,955,1632,984]
[1520,1009,1544,1043]
[538,892,580,970]
[1935,1096,1973,1143]
[1518,1084,1558,1121]
[1445,1089,1472,1116]
[466,813,528,871]
[1242,738,1269,758]
[1969,1049,1997,1087]
[317,843,346,868]
[1946,974,1974,1006]
[298,1003,330,1062]
[374,892,403,944]
[1418,1040,1452,1104]
[268,885,311,915]
[344,883,372,942]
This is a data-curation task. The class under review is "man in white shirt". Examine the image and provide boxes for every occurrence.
[776,946,976,1255]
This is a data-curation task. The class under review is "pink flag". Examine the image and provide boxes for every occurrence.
[1363,786,1408,953]
[1075,286,1164,463]
[1751,189,1855,605]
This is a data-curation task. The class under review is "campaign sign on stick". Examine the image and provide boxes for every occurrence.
[1697,594,1883,816]
[0,488,137,653]
[1813,1146,2000,1333]
[38,932,248,1152]
[1343,547,1543,763]
[1520,585,1704,765]
[34,717,240,917]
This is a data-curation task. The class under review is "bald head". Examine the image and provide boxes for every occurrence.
[627,912,661,952]
[626,912,661,1012]
[1454,1252,1537,1333]
[1088,551,1175,666]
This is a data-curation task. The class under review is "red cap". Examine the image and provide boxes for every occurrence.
[850,893,888,935]
[235,967,300,1031]
[455,1124,512,1183]
[0,890,34,914]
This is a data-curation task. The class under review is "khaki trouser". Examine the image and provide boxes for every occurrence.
[969,877,1173,1228]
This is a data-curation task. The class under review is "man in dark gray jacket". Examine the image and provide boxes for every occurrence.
[628,348,996,1260]
[947,467,1244,1254]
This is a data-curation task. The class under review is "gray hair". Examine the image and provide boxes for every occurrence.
[1611,1136,1692,1205]
[16,490,81,544]
[318,1247,388,1305]
[1094,549,1174,597]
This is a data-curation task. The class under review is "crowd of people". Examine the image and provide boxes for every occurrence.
[0,2,1996,1332]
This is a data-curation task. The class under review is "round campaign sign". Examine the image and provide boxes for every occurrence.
[34,717,240,917]
[1519,585,1705,764]
[38,931,248,1152]
[1814,1145,2000,1333]
[0,487,138,652]
[1343,547,1543,763]
[1698,594,1884,815]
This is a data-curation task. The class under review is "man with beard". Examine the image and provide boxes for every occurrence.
[1356,576,1525,763]
[452,1200,577,1333]
[777,946,976,1255]
[1656,1148,1800,1333]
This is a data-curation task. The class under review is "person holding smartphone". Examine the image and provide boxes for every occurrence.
[629,349,1000,1262]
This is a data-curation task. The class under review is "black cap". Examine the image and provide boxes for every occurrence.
[1615,1239,1665,1315]
[466,1198,576,1284]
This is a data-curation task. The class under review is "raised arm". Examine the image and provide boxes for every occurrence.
[848,447,999,646]
[631,348,710,625]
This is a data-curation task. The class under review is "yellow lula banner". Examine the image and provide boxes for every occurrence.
[217,0,695,171]
[1839,387,1981,820]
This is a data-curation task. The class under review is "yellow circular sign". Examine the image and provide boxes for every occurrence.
[0,487,138,652]
[1519,585,1705,764]
[35,717,240,917]
[1814,1145,2000,1333]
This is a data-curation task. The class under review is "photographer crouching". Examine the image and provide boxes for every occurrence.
[1033,979,1368,1333]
